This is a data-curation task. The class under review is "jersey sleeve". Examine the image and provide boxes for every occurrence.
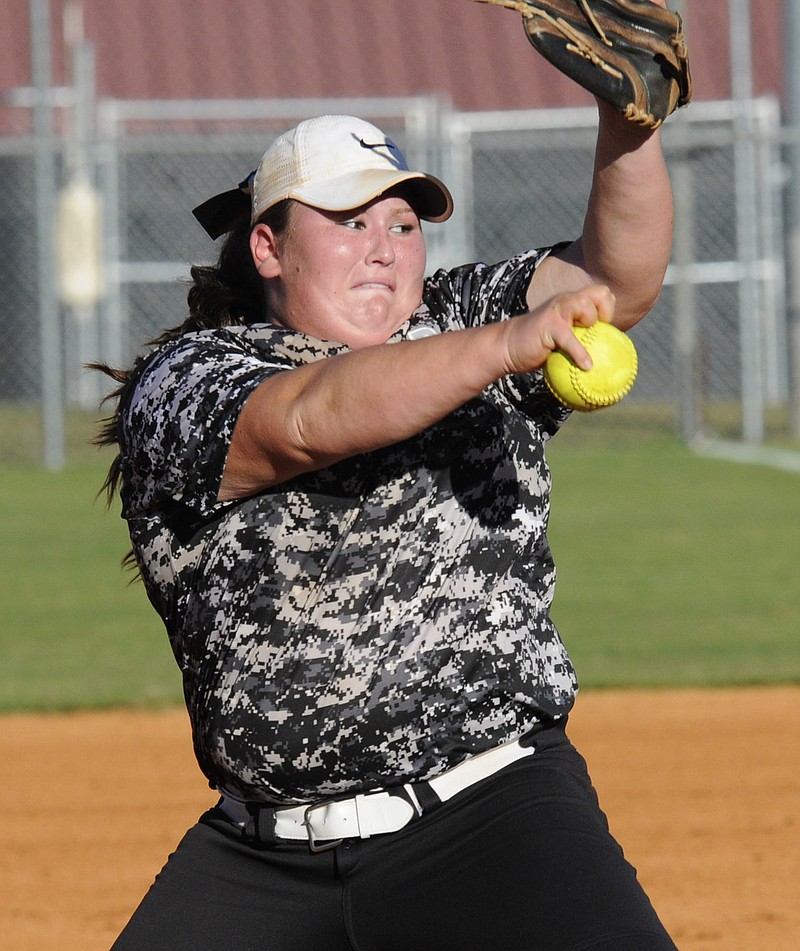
[118,328,293,518]
[425,247,572,436]
[427,246,567,332]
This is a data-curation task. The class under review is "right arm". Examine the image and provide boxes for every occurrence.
[219,284,614,501]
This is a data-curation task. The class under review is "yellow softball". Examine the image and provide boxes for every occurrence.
[544,322,638,412]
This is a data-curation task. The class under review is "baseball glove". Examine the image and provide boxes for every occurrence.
[471,0,692,128]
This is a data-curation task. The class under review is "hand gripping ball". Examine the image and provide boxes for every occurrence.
[544,322,638,412]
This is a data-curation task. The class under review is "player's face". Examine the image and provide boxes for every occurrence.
[253,193,427,349]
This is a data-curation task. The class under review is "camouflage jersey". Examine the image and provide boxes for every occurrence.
[118,248,577,804]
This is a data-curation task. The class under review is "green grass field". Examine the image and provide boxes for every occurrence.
[1,411,799,711]
[548,422,800,688]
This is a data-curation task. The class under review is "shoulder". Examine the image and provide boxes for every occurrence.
[130,323,349,394]
[422,247,560,329]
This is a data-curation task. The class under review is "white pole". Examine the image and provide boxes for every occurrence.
[669,2,701,443]
[730,0,764,443]
[61,0,103,407]
[785,0,800,438]
[31,0,65,468]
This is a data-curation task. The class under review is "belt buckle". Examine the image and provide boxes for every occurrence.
[303,801,344,854]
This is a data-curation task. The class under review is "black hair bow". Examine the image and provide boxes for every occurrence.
[192,173,255,239]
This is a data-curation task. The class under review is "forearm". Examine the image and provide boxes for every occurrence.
[578,104,673,326]
[220,323,511,499]
[572,0,675,326]
[273,327,511,462]
[219,286,613,500]
[531,104,674,329]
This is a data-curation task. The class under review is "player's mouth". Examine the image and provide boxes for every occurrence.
[354,281,395,293]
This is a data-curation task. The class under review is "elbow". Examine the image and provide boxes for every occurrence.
[611,264,669,331]
[614,288,663,331]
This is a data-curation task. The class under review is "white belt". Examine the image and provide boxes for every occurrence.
[218,735,537,852]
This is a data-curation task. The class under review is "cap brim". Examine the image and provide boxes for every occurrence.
[288,169,454,223]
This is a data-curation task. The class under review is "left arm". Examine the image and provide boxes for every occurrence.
[529,102,673,330]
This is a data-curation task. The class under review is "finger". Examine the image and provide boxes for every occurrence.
[593,285,616,323]
[564,285,615,327]
[548,316,593,370]
[556,331,593,371]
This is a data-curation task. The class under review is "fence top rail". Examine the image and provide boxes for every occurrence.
[96,95,450,129]
[448,96,780,133]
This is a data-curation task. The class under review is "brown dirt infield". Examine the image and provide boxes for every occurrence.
[1,686,797,950]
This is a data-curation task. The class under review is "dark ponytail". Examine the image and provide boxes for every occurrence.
[92,199,294,501]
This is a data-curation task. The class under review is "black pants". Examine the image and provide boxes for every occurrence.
[111,725,677,950]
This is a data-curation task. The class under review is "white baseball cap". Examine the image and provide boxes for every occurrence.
[193,115,454,239]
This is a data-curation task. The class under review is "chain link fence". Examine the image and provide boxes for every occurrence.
[0,94,793,463]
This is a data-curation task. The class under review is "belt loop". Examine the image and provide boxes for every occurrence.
[407,780,443,814]
[243,802,278,848]
[519,714,558,747]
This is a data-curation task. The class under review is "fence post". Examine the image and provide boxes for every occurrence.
[61,2,103,408]
[785,0,800,438]
[730,0,764,443]
[31,0,64,469]
[672,142,702,443]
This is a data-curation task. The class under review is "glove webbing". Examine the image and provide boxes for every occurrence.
[471,0,690,127]
[473,0,624,80]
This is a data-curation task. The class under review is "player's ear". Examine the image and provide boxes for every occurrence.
[250,223,282,279]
